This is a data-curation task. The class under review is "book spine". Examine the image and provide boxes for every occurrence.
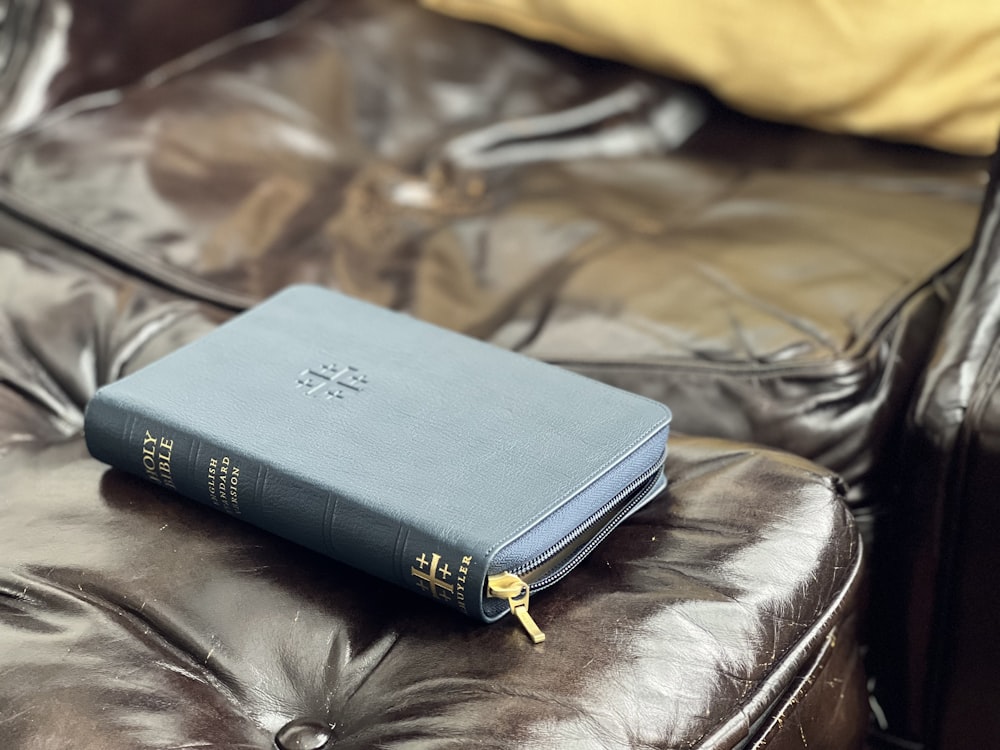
[83,391,489,620]
[85,393,257,521]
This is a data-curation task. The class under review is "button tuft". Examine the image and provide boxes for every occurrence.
[274,718,334,750]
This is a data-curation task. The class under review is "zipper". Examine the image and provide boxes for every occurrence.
[486,456,666,643]
[487,572,545,643]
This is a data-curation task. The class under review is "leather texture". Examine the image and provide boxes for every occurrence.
[1,406,864,749]
[0,7,984,738]
[0,0,993,747]
[0,0,302,137]
[0,0,982,530]
[888,145,1000,748]
[85,285,670,621]
[0,224,866,748]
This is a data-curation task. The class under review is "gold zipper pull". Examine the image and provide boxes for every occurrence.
[487,572,546,643]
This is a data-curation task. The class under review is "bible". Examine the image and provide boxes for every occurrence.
[84,285,671,641]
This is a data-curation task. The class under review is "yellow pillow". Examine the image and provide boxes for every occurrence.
[421,0,1000,155]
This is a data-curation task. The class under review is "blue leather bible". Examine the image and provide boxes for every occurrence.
[85,286,671,641]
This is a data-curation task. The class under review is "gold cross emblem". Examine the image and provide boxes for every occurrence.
[410,552,455,601]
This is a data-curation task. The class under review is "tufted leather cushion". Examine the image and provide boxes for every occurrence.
[0,434,866,749]
[0,248,866,747]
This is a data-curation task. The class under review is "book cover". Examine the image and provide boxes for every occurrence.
[85,286,670,634]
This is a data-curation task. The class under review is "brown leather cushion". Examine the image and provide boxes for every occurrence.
[0,436,866,749]
[0,195,871,749]
[0,430,868,749]
[0,263,865,748]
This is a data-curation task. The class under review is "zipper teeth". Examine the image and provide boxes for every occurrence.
[535,472,661,592]
[509,456,665,581]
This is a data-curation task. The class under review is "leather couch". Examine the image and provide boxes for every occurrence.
[894,149,1000,748]
[0,1,994,747]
